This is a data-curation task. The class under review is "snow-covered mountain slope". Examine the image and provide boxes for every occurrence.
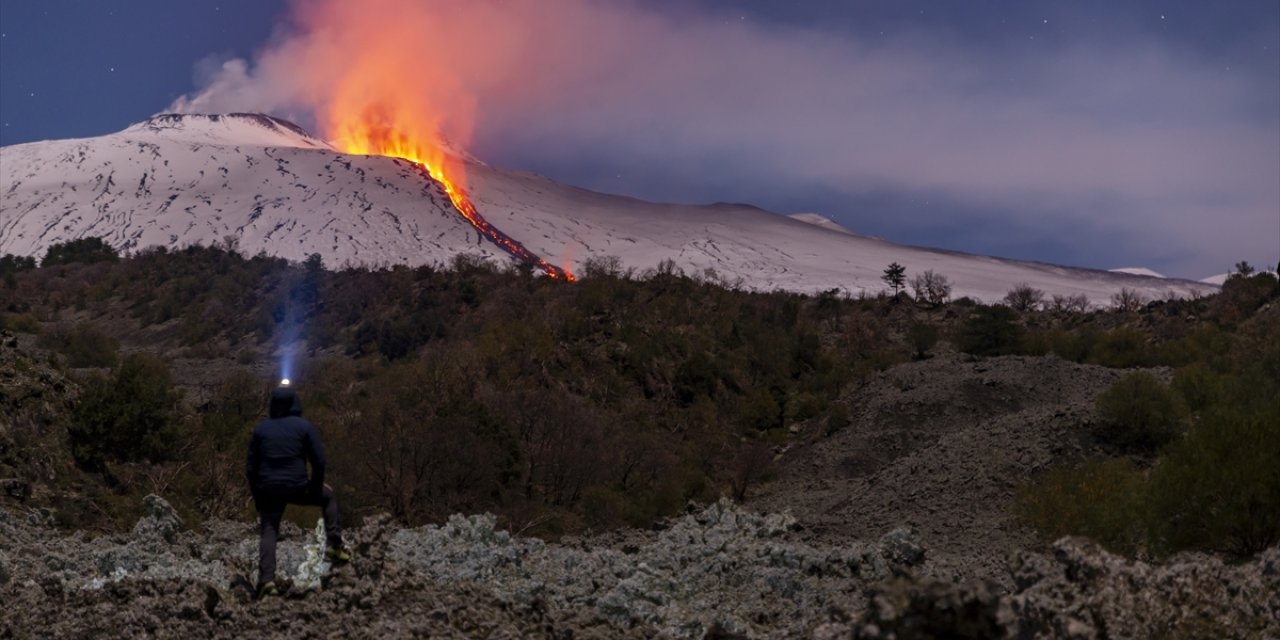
[1,113,1217,305]
[787,213,857,236]
[1109,267,1165,278]
[1,114,504,266]
[461,162,1215,303]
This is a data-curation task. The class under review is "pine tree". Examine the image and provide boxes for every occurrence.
[882,262,906,297]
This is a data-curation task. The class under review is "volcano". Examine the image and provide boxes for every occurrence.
[1,113,1215,304]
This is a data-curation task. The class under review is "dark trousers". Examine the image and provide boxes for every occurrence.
[255,484,341,586]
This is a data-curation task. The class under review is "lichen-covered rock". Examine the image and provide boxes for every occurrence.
[382,499,867,637]
[2,494,1274,639]
[1004,538,1280,639]
[878,527,925,570]
[853,578,1005,639]
[131,494,183,545]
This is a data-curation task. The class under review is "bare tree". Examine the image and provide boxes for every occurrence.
[581,255,627,280]
[909,270,952,307]
[728,440,775,501]
[1111,287,1145,312]
[1004,283,1045,312]
[1050,293,1090,313]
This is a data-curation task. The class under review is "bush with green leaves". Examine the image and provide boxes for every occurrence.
[1212,271,1280,325]
[1047,327,1098,363]
[1094,372,1186,453]
[37,322,119,367]
[0,312,41,334]
[69,353,180,470]
[1148,405,1280,556]
[1023,304,1279,559]
[0,253,37,274]
[955,305,1023,356]
[907,323,939,359]
[1023,399,1280,559]
[1088,327,1153,369]
[1016,458,1147,555]
[1,254,37,288]
[41,237,119,267]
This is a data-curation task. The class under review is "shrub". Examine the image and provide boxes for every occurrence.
[740,386,783,431]
[1019,328,1058,356]
[1088,327,1152,368]
[1003,284,1044,312]
[1016,458,1147,555]
[824,403,851,435]
[0,253,37,275]
[1095,372,1186,453]
[1212,271,1280,325]
[579,485,642,529]
[728,439,776,501]
[1,254,37,288]
[955,306,1023,356]
[1170,363,1223,412]
[37,322,119,367]
[69,353,180,470]
[0,312,41,334]
[41,237,119,267]
[1147,405,1280,556]
[1048,328,1098,363]
[907,323,939,359]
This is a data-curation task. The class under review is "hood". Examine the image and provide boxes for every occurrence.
[269,386,303,418]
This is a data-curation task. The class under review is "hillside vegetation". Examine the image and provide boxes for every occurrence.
[1,241,1277,560]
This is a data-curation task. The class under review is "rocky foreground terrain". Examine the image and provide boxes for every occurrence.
[2,494,1276,639]
[2,336,1277,638]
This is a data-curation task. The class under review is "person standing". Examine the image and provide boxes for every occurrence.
[246,384,349,597]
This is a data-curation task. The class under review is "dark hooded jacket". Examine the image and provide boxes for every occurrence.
[245,387,326,495]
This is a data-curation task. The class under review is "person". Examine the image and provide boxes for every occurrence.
[246,384,349,597]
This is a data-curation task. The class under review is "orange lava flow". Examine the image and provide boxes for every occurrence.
[330,120,574,281]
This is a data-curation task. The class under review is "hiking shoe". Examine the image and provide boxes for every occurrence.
[324,547,351,565]
[257,581,279,598]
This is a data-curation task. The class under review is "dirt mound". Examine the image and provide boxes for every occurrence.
[751,350,1140,583]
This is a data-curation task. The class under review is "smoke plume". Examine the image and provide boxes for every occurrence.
[169,0,1279,277]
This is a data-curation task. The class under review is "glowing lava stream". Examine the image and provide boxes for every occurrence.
[400,158,574,280]
[328,118,572,279]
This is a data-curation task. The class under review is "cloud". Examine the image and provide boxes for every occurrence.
[169,0,1279,277]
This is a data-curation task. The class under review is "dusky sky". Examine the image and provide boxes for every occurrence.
[2,0,1277,278]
